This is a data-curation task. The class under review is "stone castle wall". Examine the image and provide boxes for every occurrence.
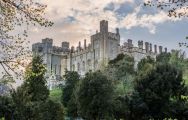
[32,20,167,89]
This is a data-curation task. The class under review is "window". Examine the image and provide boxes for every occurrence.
[82,61,85,71]
[77,63,80,71]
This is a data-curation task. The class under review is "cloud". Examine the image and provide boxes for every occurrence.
[120,6,181,34]
[31,0,183,47]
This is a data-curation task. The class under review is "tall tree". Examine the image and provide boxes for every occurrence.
[133,63,187,119]
[78,71,114,120]
[0,0,53,76]
[24,55,49,102]
[61,70,80,107]
[12,55,49,119]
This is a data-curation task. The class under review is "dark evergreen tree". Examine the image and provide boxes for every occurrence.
[11,55,64,120]
[133,63,187,119]
[61,70,80,107]
[38,100,64,120]
[78,71,114,120]
[0,96,14,120]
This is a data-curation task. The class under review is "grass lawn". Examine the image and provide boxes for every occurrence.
[49,88,62,103]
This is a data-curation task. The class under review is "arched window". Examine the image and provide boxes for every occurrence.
[82,61,85,71]
[77,63,80,71]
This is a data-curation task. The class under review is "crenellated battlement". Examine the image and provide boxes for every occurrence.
[121,39,168,55]
[32,38,70,55]
[32,20,169,90]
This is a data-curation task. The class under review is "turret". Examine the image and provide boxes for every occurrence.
[100,20,108,33]
[128,39,133,48]
[165,47,167,53]
[159,46,163,54]
[84,39,87,49]
[150,43,152,52]
[138,40,143,49]
[145,42,149,53]
[62,42,69,50]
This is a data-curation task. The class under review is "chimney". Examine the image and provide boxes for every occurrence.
[159,46,163,54]
[154,45,157,53]
[145,42,149,53]
[84,39,86,49]
[150,43,152,52]
[165,47,167,53]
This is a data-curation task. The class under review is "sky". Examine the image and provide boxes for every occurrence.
[27,0,188,55]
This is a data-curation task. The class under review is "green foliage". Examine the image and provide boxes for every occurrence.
[137,56,155,72]
[24,55,49,102]
[156,52,171,63]
[61,70,80,118]
[133,63,187,119]
[109,53,125,64]
[0,96,13,120]
[38,100,64,120]
[10,55,64,119]
[50,88,62,103]
[105,54,135,86]
[78,71,114,119]
[62,70,80,107]
[169,50,188,71]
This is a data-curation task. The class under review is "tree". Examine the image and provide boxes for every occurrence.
[24,55,49,102]
[108,54,135,80]
[61,70,80,107]
[169,50,188,70]
[11,55,50,119]
[144,0,188,18]
[38,100,64,120]
[0,0,53,76]
[156,52,171,63]
[137,56,155,72]
[133,63,187,119]
[78,71,114,120]
[0,96,14,120]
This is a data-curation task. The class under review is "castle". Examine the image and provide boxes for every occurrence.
[32,20,167,89]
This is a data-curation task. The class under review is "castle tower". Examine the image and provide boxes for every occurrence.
[100,20,108,33]
[62,42,69,50]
